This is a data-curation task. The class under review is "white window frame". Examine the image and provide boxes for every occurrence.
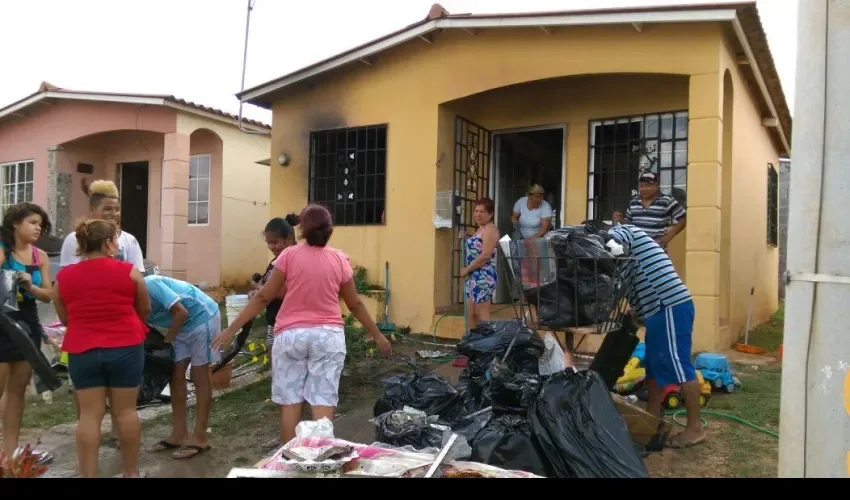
[188,154,211,226]
[0,160,35,216]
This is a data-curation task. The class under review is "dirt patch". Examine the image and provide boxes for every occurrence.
[643,361,781,478]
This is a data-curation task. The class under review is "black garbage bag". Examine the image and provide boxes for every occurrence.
[574,273,617,325]
[457,367,490,411]
[546,226,618,278]
[589,316,640,391]
[451,410,491,444]
[138,342,175,405]
[457,320,545,375]
[371,409,447,450]
[470,414,554,477]
[373,372,465,423]
[485,359,540,415]
[530,370,648,478]
[527,280,578,327]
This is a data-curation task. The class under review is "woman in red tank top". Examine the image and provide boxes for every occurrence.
[53,219,151,478]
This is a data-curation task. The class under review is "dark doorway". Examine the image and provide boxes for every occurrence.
[493,128,565,304]
[118,161,149,256]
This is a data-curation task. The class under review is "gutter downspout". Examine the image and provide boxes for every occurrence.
[237,0,269,136]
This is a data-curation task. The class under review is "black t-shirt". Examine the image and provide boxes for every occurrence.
[262,260,283,327]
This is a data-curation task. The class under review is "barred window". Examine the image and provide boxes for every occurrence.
[587,111,688,220]
[309,125,387,225]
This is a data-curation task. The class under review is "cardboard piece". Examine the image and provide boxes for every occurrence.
[611,393,673,452]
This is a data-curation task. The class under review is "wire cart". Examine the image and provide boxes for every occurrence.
[499,231,635,355]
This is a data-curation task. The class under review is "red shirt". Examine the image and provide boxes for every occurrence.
[56,258,146,354]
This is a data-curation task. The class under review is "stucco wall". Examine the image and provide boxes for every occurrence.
[176,112,271,287]
[721,42,781,345]
[268,23,724,334]
[434,74,690,308]
[0,101,175,211]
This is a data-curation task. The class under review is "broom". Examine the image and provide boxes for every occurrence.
[376,261,397,333]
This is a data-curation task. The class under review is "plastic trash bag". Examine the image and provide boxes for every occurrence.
[138,342,175,405]
[450,409,491,444]
[589,317,640,391]
[530,370,649,478]
[546,226,618,277]
[538,333,567,376]
[485,359,540,415]
[470,413,554,478]
[457,320,545,375]
[527,281,577,327]
[371,407,448,450]
[374,372,465,423]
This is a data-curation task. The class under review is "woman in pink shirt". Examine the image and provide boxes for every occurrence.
[213,204,391,443]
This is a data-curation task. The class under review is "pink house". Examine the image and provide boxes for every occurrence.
[0,82,273,287]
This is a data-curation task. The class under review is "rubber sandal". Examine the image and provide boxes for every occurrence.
[147,440,181,453]
[172,445,212,460]
[667,432,707,449]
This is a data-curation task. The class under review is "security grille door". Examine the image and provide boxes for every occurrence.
[451,117,492,305]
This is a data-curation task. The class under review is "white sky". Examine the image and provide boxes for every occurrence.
[0,0,797,125]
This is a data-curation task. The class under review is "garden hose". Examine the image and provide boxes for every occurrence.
[665,409,779,438]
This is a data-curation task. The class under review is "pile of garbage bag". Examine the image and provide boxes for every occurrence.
[371,319,648,478]
[524,225,620,327]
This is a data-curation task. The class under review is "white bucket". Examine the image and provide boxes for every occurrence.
[225,294,248,327]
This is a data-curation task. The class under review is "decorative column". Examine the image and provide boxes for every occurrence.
[686,73,723,352]
[161,132,190,280]
[45,145,72,237]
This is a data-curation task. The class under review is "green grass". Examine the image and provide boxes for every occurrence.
[704,363,781,477]
[737,303,785,354]
[21,389,78,430]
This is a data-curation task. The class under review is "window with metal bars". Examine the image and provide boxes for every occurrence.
[308,125,387,226]
[767,163,778,247]
[587,111,689,220]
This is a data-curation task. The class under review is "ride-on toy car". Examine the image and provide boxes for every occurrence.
[695,353,742,393]
[635,371,712,409]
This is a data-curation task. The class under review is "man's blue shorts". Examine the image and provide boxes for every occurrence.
[644,300,697,387]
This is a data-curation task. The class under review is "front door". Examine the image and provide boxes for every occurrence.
[118,161,150,256]
[451,116,492,305]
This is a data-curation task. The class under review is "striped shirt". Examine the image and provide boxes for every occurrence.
[625,195,686,240]
[609,225,691,320]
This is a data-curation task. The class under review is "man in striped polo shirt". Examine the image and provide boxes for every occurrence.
[605,223,706,449]
[613,172,686,250]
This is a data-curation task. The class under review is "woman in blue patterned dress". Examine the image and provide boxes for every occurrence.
[460,198,500,327]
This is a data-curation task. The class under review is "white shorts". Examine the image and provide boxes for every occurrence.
[271,325,346,407]
[174,312,222,367]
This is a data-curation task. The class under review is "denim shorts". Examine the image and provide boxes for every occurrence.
[68,344,144,390]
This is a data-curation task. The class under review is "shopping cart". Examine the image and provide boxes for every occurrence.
[499,225,636,356]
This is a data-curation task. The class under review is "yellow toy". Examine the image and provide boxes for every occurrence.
[614,355,646,393]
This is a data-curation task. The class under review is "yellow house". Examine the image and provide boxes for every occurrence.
[238,2,791,351]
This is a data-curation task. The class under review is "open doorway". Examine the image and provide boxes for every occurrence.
[118,161,150,256]
[492,126,565,304]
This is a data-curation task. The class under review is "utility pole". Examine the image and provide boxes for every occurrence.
[778,0,850,478]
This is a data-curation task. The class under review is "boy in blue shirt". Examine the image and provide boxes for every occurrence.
[143,275,221,460]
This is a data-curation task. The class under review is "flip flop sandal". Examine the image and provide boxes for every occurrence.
[667,433,707,449]
[147,440,181,453]
[172,445,212,460]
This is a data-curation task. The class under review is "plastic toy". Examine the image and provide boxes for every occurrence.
[695,353,742,393]
[614,343,646,393]
[655,371,712,409]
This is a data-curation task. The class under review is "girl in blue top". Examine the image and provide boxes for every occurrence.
[0,202,53,458]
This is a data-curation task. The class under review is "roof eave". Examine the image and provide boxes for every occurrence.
[0,90,271,131]
[237,8,738,105]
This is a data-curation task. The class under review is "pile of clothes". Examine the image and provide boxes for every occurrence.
[370,319,648,478]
